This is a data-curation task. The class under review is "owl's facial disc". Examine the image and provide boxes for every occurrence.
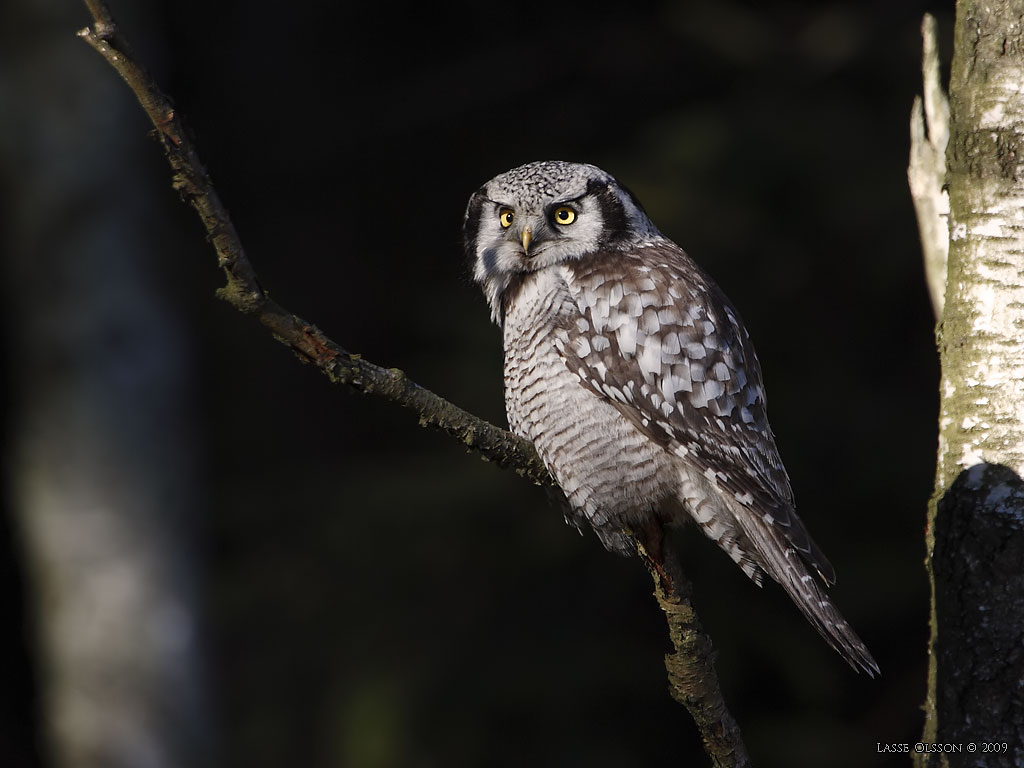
[464,160,663,324]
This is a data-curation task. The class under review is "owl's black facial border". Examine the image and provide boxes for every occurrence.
[586,178,632,248]
[462,189,487,268]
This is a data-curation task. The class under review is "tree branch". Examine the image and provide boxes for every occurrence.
[77,5,548,486]
[640,541,751,768]
[78,3,748,764]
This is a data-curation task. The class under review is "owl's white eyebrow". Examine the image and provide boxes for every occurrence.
[547,197,584,208]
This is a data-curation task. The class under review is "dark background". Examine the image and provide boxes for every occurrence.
[3,1,948,766]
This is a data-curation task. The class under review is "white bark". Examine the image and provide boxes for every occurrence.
[938,8,1024,484]
[908,14,951,320]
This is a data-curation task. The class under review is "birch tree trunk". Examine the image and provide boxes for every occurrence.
[913,2,1024,764]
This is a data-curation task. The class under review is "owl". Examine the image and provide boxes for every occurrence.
[464,160,878,676]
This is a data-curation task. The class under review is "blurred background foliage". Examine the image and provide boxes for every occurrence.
[2,1,949,766]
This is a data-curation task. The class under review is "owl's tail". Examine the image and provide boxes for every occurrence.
[731,506,880,677]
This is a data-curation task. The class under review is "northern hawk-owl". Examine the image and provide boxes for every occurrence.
[465,160,877,675]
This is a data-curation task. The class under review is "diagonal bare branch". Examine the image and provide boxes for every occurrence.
[77,5,550,487]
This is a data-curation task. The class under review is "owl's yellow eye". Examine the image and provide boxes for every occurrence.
[553,206,577,225]
[499,209,514,228]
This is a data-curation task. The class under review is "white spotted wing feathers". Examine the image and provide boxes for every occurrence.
[550,243,877,675]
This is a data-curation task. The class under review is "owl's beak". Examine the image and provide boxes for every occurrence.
[521,226,533,256]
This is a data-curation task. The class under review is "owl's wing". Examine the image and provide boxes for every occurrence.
[559,246,883,676]
[558,244,836,586]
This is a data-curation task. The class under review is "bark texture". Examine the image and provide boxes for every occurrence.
[642,541,751,768]
[918,2,1024,765]
[933,466,1024,761]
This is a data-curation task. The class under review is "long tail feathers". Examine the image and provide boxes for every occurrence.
[770,544,879,676]
[730,506,880,677]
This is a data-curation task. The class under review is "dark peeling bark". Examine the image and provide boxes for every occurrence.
[933,465,1024,759]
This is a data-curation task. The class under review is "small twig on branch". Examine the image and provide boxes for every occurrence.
[78,3,749,765]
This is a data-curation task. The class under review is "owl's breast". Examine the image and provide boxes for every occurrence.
[502,269,577,439]
[501,266,678,545]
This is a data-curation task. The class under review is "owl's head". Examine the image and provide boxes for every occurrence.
[464,160,660,323]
